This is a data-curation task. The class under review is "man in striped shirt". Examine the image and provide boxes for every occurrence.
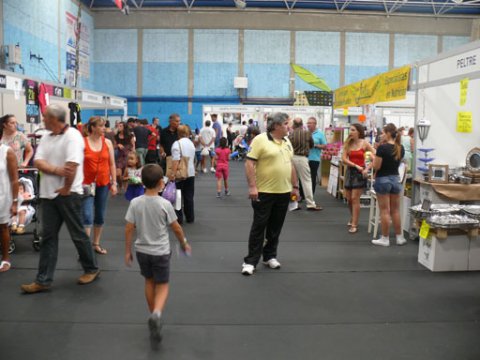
[289,118,322,211]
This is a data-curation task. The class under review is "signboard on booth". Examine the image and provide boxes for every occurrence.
[0,75,6,89]
[25,80,40,124]
[334,66,411,109]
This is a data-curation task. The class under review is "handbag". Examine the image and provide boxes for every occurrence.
[166,140,190,180]
[161,181,176,204]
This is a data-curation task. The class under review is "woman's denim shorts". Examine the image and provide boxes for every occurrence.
[373,175,402,195]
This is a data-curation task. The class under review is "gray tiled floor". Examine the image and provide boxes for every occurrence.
[1,161,480,360]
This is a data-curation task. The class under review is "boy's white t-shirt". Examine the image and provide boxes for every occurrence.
[125,195,177,256]
[34,127,84,199]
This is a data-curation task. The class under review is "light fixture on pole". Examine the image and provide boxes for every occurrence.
[417,118,431,144]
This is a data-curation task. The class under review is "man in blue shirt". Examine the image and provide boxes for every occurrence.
[211,114,223,148]
[307,117,327,194]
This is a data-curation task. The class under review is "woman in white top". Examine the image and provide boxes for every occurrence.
[169,125,196,224]
[0,144,19,272]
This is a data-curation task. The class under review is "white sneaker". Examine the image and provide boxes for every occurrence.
[202,168,207,173]
[372,238,390,247]
[263,258,281,269]
[210,167,215,173]
[396,237,407,246]
[241,263,255,276]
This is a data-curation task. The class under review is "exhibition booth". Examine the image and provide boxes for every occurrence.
[408,41,480,272]
[202,104,332,133]
[0,69,127,133]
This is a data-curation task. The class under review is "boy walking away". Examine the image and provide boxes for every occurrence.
[215,137,231,198]
[125,164,191,347]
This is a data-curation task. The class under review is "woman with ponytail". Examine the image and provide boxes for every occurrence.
[371,123,406,247]
[342,124,375,234]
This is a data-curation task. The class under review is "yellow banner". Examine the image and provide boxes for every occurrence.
[334,66,411,109]
[460,78,469,106]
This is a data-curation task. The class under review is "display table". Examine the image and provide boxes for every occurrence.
[414,180,480,201]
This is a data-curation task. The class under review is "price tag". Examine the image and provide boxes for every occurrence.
[419,220,430,239]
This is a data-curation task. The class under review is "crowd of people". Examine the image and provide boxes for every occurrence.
[0,106,409,345]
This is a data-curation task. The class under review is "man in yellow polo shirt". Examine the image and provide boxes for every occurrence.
[242,113,299,276]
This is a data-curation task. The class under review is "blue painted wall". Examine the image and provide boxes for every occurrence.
[345,32,389,84]
[194,29,238,97]
[244,30,291,97]
[442,36,471,53]
[295,31,340,91]
[93,29,137,96]
[3,0,94,89]
[394,34,438,67]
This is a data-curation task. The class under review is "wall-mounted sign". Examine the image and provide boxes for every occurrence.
[109,97,125,107]
[25,80,40,124]
[422,48,480,84]
[0,75,6,88]
[81,91,104,104]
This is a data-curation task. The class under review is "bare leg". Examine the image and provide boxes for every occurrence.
[0,224,10,262]
[116,168,123,192]
[145,278,155,312]
[201,156,206,171]
[377,194,391,237]
[344,189,352,224]
[93,226,104,246]
[224,178,229,192]
[216,178,222,193]
[389,194,402,235]
[17,210,27,226]
[85,227,91,237]
[153,283,169,313]
[351,188,363,227]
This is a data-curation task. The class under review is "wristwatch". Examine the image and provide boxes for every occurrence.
[293,185,299,189]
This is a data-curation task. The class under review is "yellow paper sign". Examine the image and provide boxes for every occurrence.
[343,108,348,116]
[460,78,469,106]
[457,111,473,133]
[419,220,430,239]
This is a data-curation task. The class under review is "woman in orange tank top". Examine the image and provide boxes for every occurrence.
[342,124,375,234]
[82,117,117,255]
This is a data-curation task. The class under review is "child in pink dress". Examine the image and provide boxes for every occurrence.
[215,137,231,198]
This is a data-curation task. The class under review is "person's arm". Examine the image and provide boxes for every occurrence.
[170,221,191,254]
[245,159,258,201]
[55,162,78,196]
[106,139,117,195]
[373,155,383,171]
[125,222,135,266]
[130,136,136,151]
[308,133,314,149]
[22,141,34,167]
[123,167,129,181]
[7,148,19,217]
[291,162,299,198]
[170,142,180,181]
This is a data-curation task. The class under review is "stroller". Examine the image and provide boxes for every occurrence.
[9,168,41,253]
[230,136,250,161]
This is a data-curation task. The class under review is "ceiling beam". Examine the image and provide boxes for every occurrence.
[89,0,95,8]
[340,0,353,12]
[130,0,139,9]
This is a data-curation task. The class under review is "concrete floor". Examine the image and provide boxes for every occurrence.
[2,161,480,360]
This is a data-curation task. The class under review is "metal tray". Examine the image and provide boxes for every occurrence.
[427,214,479,229]
[460,205,480,219]
[409,204,460,219]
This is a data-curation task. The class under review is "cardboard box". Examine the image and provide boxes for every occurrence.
[468,234,480,270]
[418,234,469,272]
